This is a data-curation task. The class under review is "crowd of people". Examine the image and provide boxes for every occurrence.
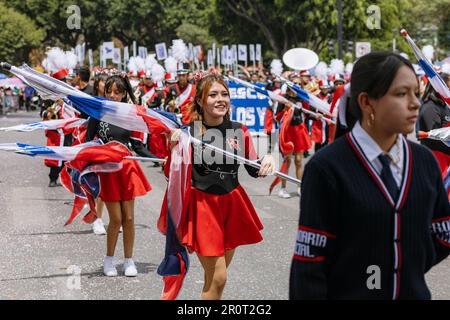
[3,43,450,300]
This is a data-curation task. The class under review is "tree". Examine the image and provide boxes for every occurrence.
[209,0,416,62]
[0,4,45,65]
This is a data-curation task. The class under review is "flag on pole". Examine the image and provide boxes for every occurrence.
[124,46,129,64]
[102,42,114,59]
[0,117,86,132]
[113,48,121,65]
[88,49,93,69]
[401,29,450,107]
[238,44,247,63]
[155,42,168,60]
[256,44,262,61]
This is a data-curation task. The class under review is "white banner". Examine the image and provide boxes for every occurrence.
[138,46,147,59]
[355,42,371,58]
[231,45,237,64]
[88,49,93,69]
[81,43,86,65]
[102,41,114,59]
[188,43,194,60]
[155,42,167,60]
[124,46,129,63]
[113,48,121,64]
[249,44,255,62]
[133,41,137,57]
[207,49,213,67]
[238,44,247,63]
[256,44,262,61]
[221,46,228,66]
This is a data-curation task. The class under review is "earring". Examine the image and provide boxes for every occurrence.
[367,113,375,127]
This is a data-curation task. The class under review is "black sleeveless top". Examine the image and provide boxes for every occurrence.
[190,119,259,195]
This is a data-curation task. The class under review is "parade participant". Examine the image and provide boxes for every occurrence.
[159,72,275,300]
[41,48,76,187]
[311,81,332,152]
[89,72,110,236]
[165,63,196,124]
[290,52,450,300]
[417,74,450,192]
[275,74,312,198]
[85,74,154,277]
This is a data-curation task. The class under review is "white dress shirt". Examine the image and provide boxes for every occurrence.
[351,121,404,187]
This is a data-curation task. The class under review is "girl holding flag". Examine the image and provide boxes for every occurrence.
[290,52,450,299]
[275,73,312,198]
[159,72,275,300]
[86,74,154,277]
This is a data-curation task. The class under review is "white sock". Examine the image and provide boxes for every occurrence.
[124,258,134,264]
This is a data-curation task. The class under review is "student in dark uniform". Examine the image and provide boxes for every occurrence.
[159,72,275,300]
[86,74,155,278]
[289,52,450,300]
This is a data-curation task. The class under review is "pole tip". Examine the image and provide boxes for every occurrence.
[400,29,408,37]
[0,62,11,70]
[418,131,428,139]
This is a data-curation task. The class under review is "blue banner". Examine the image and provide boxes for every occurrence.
[228,81,270,132]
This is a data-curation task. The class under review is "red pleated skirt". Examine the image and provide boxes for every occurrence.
[285,123,312,153]
[98,159,151,201]
[183,185,263,256]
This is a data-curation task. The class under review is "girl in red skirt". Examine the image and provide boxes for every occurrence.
[275,75,312,198]
[86,74,154,277]
[161,73,274,299]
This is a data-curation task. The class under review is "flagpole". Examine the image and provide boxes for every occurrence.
[189,136,301,186]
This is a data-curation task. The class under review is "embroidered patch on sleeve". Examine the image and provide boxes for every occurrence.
[432,217,450,247]
[293,226,336,262]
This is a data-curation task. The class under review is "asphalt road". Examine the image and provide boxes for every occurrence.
[0,111,448,300]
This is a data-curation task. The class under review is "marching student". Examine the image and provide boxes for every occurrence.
[159,72,275,300]
[86,74,154,277]
[290,52,450,300]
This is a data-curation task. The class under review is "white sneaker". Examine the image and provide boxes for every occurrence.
[93,219,107,235]
[278,188,291,199]
[123,258,138,277]
[103,256,118,277]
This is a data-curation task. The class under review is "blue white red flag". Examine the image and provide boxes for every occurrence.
[402,29,450,107]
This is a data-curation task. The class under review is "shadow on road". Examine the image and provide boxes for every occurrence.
[0,262,159,282]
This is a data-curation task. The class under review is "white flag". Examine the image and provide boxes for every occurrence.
[238,44,247,62]
[188,43,194,60]
[88,49,93,69]
[221,46,227,66]
[81,43,86,65]
[113,48,121,64]
[207,49,213,67]
[155,42,167,60]
[102,41,114,59]
[217,48,221,66]
[256,44,262,61]
[249,44,255,61]
[138,46,147,59]
[231,45,237,64]
[124,46,129,62]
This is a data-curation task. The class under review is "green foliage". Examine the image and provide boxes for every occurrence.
[1,0,448,66]
[0,3,45,65]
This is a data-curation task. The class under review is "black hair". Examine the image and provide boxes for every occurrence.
[422,73,449,107]
[104,74,136,104]
[76,66,91,82]
[93,73,108,97]
[347,51,416,129]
